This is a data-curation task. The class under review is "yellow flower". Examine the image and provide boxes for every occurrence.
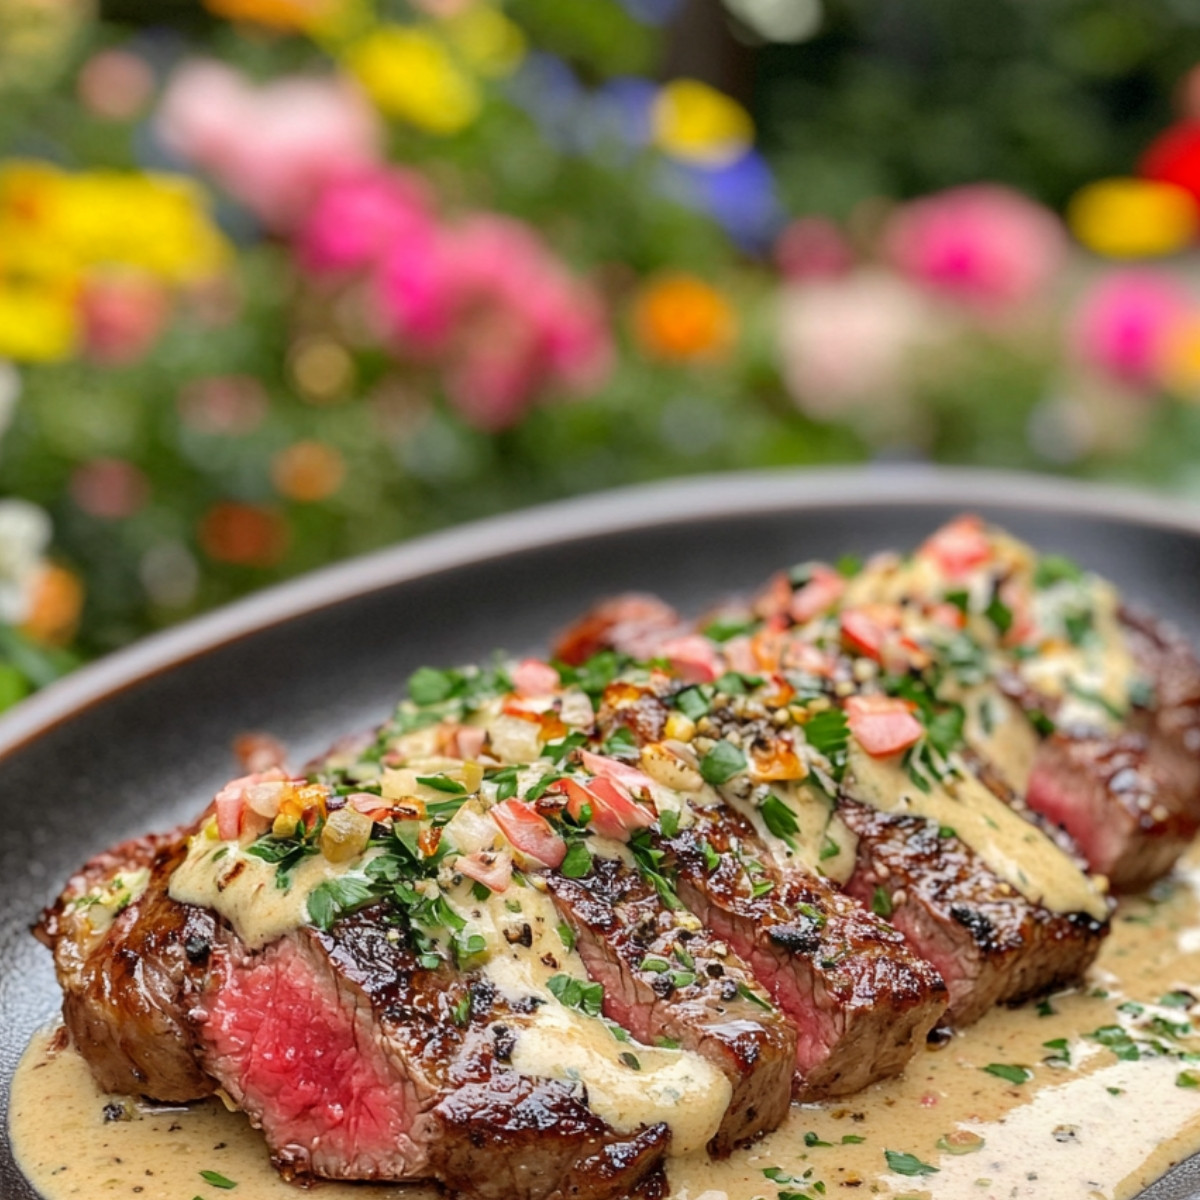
[443,6,526,79]
[632,273,738,363]
[652,79,754,167]
[1068,177,1198,259]
[345,25,481,135]
[0,276,78,362]
[0,161,230,284]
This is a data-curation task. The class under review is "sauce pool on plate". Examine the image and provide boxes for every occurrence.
[13,846,1200,1200]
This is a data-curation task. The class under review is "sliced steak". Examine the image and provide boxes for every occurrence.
[661,803,947,1098]
[837,799,1107,1026]
[1120,605,1200,815]
[543,855,795,1155]
[35,830,217,1103]
[38,837,672,1200]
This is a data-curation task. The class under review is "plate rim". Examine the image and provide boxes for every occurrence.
[3,464,1199,761]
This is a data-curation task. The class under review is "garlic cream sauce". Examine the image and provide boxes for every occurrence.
[846,744,1109,921]
[15,844,1200,1200]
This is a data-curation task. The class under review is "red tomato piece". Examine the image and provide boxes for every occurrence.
[659,634,723,684]
[513,657,561,698]
[919,515,992,578]
[840,608,887,661]
[845,694,924,757]
[455,850,513,893]
[492,799,566,868]
[551,775,654,841]
[790,565,845,624]
[578,750,657,795]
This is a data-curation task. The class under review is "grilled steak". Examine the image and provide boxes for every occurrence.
[36,830,217,1103]
[837,800,1106,1025]
[38,833,673,1200]
[38,514,1199,1198]
[661,804,947,1096]
[543,856,795,1155]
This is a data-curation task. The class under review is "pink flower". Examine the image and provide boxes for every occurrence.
[296,168,435,275]
[1069,269,1195,390]
[157,60,383,230]
[885,184,1066,314]
[78,272,170,365]
[775,216,854,281]
[372,212,613,429]
[777,270,943,422]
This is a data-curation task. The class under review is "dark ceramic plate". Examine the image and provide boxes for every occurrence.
[4,467,1200,1200]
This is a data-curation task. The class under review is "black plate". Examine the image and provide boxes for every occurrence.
[4,466,1200,1200]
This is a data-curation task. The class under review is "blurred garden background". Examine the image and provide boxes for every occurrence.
[2,0,1200,706]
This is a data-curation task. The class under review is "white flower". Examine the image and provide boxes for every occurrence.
[0,499,51,625]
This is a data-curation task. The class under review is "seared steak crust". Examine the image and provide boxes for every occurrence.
[35,831,217,1104]
[662,804,947,1098]
[544,856,795,1154]
[838,800,1106,1026]
[39,842,672,1200]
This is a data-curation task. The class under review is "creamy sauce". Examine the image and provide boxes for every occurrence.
[445,880,730,1154]
[723,780,857,884]
[847,744,1109,921]
[168,830,373,951]
[16,847,1200,1200]
[962,689,1040,797]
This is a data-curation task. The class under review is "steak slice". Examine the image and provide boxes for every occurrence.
[543,854,795,1155]
[35,830,217,1104]
[836,799,1107,1026]
[1120,605,1200,815]
[1023,729,1193,892]
[660,803,947,1098]
[38,835,672,1200]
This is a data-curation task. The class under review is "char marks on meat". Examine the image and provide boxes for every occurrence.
[36,515,1200,1199]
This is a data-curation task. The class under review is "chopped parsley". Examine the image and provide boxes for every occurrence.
[673,685,711,722]
[982,1062,1032,1085]
[871,886,893,917]
[700,740,747,785]
[803,709,849,781]
[306,875,375,932]
[560,841,593,878]
[199,1170,238,1190]
[1034,554,1083,588]
[546,974,604,1018]
[761,793,801,848]
[883,1149,939,1176]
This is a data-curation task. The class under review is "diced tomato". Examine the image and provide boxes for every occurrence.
[492,799,566,869]
[213,768,288,840]
[659,634,722,684]
[578,750,657,795]
[781,637,835,677]
[347,792,392,823]
[928,602,967,632]
[844,694,924,757]
[840,608,887,661]
[451,724,487,760]
[513,657,561,698]
[501,702,543,724]
[753,571,794,620]
[455,850,513,893]
[552,775,655,841]
[790,565,845,624]
[919,515,992,578]
[723,635,758,675]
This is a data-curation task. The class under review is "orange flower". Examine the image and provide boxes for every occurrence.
[271,440,346,503]
[202,0,339,31]
[631,273,737,363]
[22,564,83,647]
[199,503,289,566]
